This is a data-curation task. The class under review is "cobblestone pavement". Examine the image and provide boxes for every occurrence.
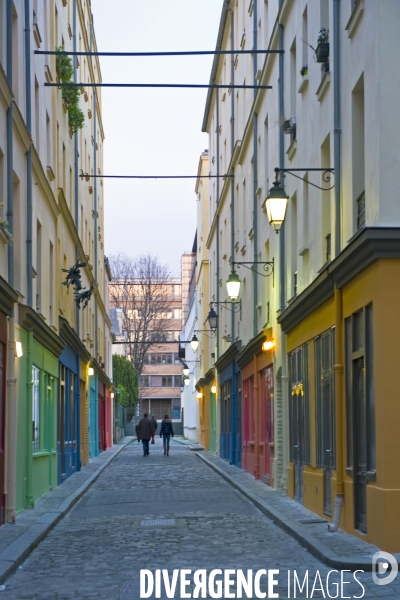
[1,441,399,599]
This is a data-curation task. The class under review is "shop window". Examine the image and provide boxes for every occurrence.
[345,305,375,472]
[32,366,40,452]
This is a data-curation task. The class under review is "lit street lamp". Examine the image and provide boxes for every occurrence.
[226,270,241,302]
[263,178,289,233]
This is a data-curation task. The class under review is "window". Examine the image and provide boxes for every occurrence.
[345,305,375,472]
[174,354,181,365]
[32,366,40,452]
[356,191,365,229]
[161,377,173,387]
[150,354,173,365]
[139,376,149,387]
[315,329,335,468]
[174,376,182,388]
[289,344,311,466]
[326,233,331,262]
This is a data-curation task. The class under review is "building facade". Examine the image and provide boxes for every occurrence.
[200,0,400,551]
[0,0,112,523]
[181,245,198,442]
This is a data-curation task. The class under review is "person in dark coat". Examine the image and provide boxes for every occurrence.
[137,413,153,456]
[160,414,174,456]
[135,422,141,444]
[150,416,158,444]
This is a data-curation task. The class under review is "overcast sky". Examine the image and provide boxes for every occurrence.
[92,0,223,275]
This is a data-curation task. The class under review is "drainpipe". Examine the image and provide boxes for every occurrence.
[253,0,258,339]
[25,0,33,308]
[278,22,289,493]
[216,89,220,362]
[333,0,341,256]
[5,0,18,524]
[94,89,98,360]
[26,331,34,507]
[229,8,237,466]
[73,0,80,336]
[328,287,344,531]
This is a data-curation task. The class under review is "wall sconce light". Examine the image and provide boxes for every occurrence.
[88,366,94,376]
[262,338,275,353]
[111,392,114,399]
[190,335,199,352]
[15,341,23,358]
[182,363,190,377]
[211,382,217,394]
[196,392,202,399]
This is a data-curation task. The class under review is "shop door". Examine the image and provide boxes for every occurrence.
[292,389,304,503]
[98,393,105,452]
[316,330,335,516]
[263,367,274,486]
[322,375,334,516]
[220,380,231,461]
[209,391,216,453]
[0,342,5,524]
[289,346,310,504]
[354,356,367,533]
[58,366,66,483]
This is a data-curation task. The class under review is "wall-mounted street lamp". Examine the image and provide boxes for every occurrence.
[263,167,335,233]
[211,383,217,394]
[226,259,275,301]
[182,363,190,377]
[190,329,216,352]
[196,392,203,399]
[184,376,190,387]
[15,341,23,358]
[88,366,94,376]
[190,335,199,352]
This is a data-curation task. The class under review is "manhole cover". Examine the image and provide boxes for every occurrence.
[141,519,175,526]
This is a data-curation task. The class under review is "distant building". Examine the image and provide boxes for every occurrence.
[181,239,197,441]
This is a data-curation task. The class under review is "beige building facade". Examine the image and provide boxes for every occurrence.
[0,0,112,524]
[200,0,400,550]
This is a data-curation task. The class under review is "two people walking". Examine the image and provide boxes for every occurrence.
[136,413,174,456]
[136,413,158,457]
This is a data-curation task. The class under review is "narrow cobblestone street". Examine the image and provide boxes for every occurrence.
[1,441,399,599]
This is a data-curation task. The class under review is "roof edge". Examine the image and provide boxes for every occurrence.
[201,1,231,133]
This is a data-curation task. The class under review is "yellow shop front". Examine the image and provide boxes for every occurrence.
[278,228,400,552]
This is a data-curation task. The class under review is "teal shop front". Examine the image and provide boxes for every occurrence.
[89,372,99,457]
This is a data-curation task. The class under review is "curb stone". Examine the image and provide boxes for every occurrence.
[196,452,376,572]
[0,437,133,585]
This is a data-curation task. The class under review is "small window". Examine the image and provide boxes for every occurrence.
[139,376,149,387]
[32,366,40,452]
[174,375,182,387]
[326,233,331,262]
[357,191,365,229]
[161,376,173,387]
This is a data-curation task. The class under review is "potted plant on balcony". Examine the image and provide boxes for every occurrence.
[300,64,308,76]
[315,28,329,63]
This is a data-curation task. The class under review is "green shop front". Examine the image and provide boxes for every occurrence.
[16,306,64,512]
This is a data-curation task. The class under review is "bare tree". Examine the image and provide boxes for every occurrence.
[109,253,174,376]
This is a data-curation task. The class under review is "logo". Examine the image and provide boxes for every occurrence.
[372,551,398,586]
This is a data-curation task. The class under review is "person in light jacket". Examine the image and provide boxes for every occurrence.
[160,414,174,456]
[137,413,153,457]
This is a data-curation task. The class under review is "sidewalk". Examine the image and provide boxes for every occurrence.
[0,437,133,584]
[197,451,399,572]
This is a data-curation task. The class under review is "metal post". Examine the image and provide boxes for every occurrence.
[253,0,258,339]
[333,0,341,256]
[230,9,237,465]
[25,0,33,307]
